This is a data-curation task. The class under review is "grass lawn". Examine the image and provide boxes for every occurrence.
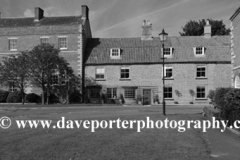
[0,105,212,160]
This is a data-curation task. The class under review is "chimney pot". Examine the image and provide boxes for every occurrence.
[81,5,89,20]
[34,7,44,22]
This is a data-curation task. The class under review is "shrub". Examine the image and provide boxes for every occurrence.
[207,90,215,102]
[0,90,9,102]
[69,90,82,104]
[26,93,41,103]
[214,87,233,109]
[6,91,22,103]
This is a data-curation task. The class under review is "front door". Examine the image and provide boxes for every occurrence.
[143,89,151,105]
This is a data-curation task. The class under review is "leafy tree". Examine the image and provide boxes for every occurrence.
[27,44,70,105]
[180,19,230,36]
[0,52,30,104]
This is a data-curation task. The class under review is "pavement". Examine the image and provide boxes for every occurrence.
[198,114,240,160]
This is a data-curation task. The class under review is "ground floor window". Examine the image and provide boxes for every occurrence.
[164,86,172,98]
[107,88,117,99]
[124,88,136,99]
[90,88,101,99]
[196,86,205,98]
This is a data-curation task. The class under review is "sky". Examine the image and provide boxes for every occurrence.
[0,0,239,38]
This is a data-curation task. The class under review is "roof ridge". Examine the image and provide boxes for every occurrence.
[1,15,81,20]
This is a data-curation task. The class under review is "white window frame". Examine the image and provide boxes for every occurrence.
[40,37,50,45]
[107,88,117,99]
[193,47,205,56]
[9,38,18,51]
[162,66,173,78]
[58,36,68,50]
[9,81,17,92]
[120,67,130,79]
[196,65,206,78]
[110,48,121,59]
[95,68,105,79]
[196,86,206,99]
[161,47,173,57]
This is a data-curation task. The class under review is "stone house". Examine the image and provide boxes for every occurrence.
[230,5,240,88]
[0,5,91,94]
[84,20,231,104]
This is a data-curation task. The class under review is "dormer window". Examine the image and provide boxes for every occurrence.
[162,47,173,57]
[194,47,205,56]
[110,48,121,59]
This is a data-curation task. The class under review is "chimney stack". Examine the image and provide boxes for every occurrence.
[141,20,153,40]
[204,19,211,38]
[34,7,44,22]
[81,5,89,20]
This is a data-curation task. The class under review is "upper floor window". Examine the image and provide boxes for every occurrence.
[163,67,173,78]
[120,67,130,79]
[50,74,59,85]
[41,37,49,45]
[110,48,121,59]
[95,68,105,79]
[9,38,17,51]
[162,47,173,57]
[196,66,206,78]
[58,37,67,50]
[194,47,205,56]
[9,81,17,92]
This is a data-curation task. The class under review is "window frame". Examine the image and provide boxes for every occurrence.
[196,86,206,99]
[9,81,17,92]
[95,68,105,80]
[120,67,130,79]
[9,38,18,51]
[90,88,101,99]
[110,48,121,59]
[194,47,205,56]
[124,88,136,99]
[163,66,173,78]
[162,47,173,57]
[196,65,206,78]
[164,86,173,99]
[107,88,117,99]
[58,36,68,50]
[40,37,50,45]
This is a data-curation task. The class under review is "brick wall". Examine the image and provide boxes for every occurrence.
[85,63,231,104]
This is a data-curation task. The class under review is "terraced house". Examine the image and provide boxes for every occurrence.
[84,20,231,105]
[0,5,231,105]
[0,5,91,94]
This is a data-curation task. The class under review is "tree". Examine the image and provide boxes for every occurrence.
[179,19,230,36]
[27,44,70,105]
[0,52,30,104]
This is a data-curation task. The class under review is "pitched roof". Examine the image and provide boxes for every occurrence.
[0,16,83,28]
[85,36,230,65]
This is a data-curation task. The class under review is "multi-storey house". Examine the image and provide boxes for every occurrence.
[84,20,231,104]
[0,5,91,94]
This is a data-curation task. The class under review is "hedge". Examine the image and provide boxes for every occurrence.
[213,87,233,109]
[0,90,9,102]
[69,90,82,104]
[26,93,41,103]
[6,91,22,103]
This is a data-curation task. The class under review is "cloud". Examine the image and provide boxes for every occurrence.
[24,9,34,17]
